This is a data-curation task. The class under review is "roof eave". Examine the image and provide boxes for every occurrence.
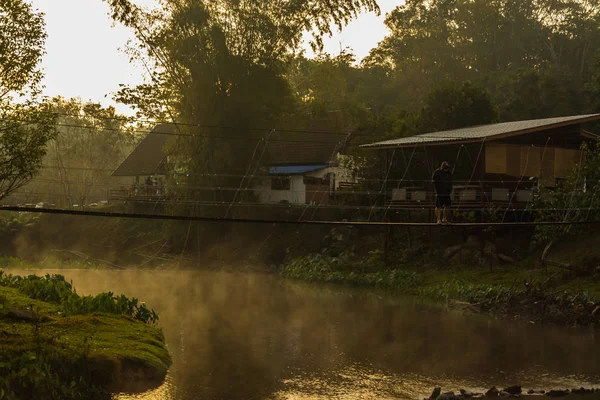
[360,114,600,150]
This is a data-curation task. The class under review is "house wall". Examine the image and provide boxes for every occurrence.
[255,157,357,205]
[256,175,306,204]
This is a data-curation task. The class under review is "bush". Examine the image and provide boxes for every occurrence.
[281,252,423,291]
[0,271,158,325]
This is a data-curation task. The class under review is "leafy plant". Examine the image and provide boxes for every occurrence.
[0,271,158,325]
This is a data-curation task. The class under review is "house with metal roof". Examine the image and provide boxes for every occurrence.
[255,129,355,205]
[360,114,600,209]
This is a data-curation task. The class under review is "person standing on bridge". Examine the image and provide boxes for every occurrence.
[432,161,453,225]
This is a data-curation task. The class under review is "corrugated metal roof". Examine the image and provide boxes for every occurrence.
[269,164,329,175]
[112,124,174,177]
[360,114,600,149]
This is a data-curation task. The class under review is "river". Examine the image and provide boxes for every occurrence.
[13,269,600,399]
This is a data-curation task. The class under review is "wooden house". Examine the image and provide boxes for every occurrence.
[360,114,600,209]
[110,124,173,201]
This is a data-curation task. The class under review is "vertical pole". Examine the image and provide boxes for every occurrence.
[384,215,390,267]
[480,142,486,224]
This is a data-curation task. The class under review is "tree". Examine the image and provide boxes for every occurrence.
[419,80,498,132]
[365,0,600,119]
[103,0,379,203]
[0,0,56,200]
[16,98,137,208]
[534,142,600,262]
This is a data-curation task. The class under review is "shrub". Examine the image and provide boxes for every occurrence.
[0,271,158,325]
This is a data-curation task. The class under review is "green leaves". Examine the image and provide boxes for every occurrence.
[420,80,498,132]
[0,0,47,100]
[0,272,159,325]
[0,1,55,202]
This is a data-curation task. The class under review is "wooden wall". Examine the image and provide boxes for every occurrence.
[485,143,582,186]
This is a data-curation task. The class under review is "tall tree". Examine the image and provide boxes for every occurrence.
[366,0,600,118]
[420,80,498,132]
[104,0,379,202]
[0,0,56,200]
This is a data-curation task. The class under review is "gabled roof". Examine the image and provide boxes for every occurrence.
[360,114,600,149]
[112,117,353,177]
[266,117,352,164]
[112,124,173,177]
[266,132,350,165]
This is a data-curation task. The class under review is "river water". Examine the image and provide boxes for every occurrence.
[13,269,600,399]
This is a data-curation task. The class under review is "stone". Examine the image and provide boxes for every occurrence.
[486,387,499,397]
[465,235,482,249]
[499,254,516,264]
[527,389,535,394]
[437,392,457,400]
[444,245,463,260]
[460,389,474,398]
[546,390,569,397]
[483,241,498,256]
[502,385,521,395]
[449,249,476,265]
[429,387,441,400]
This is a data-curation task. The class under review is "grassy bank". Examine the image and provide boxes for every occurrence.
[281,253,600,327]
[0,272,171,400]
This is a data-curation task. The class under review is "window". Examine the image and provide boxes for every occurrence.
[271,177,291,190]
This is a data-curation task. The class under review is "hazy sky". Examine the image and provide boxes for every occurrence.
[30,0,402,115]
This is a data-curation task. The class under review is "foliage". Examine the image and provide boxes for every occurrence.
[281,252,423,291]
[14,97,138,208]
[0,103,57,201]
[367,0,600,116]
[0,283,170,399]
[0,0,46,100]
[418,81,497,132]
[534,142,600,245]
[0,350,107,400]
[103,0,379,204]
[0,0,57,201]
[0,272,159,324]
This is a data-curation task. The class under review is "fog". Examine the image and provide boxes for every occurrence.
[12,269,600,400]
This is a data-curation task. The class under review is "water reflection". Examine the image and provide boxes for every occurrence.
[14,270,600,399]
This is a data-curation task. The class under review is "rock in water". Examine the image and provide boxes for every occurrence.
[503,385,521,395]
[546,390,569,397]
[485,387,499,397]
[460,389,474,398]
[499,254,516,263]
[429,387,441,400]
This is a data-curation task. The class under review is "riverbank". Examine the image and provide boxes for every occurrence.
[281,253,600,327]
[425,385,600,399]
[0,271,171,399]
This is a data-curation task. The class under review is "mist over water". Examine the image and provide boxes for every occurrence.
[15,269,600,399]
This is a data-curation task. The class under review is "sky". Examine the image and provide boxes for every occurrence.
[29,0,402,116]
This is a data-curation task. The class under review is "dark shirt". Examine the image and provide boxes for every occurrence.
[432,169,453,195]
